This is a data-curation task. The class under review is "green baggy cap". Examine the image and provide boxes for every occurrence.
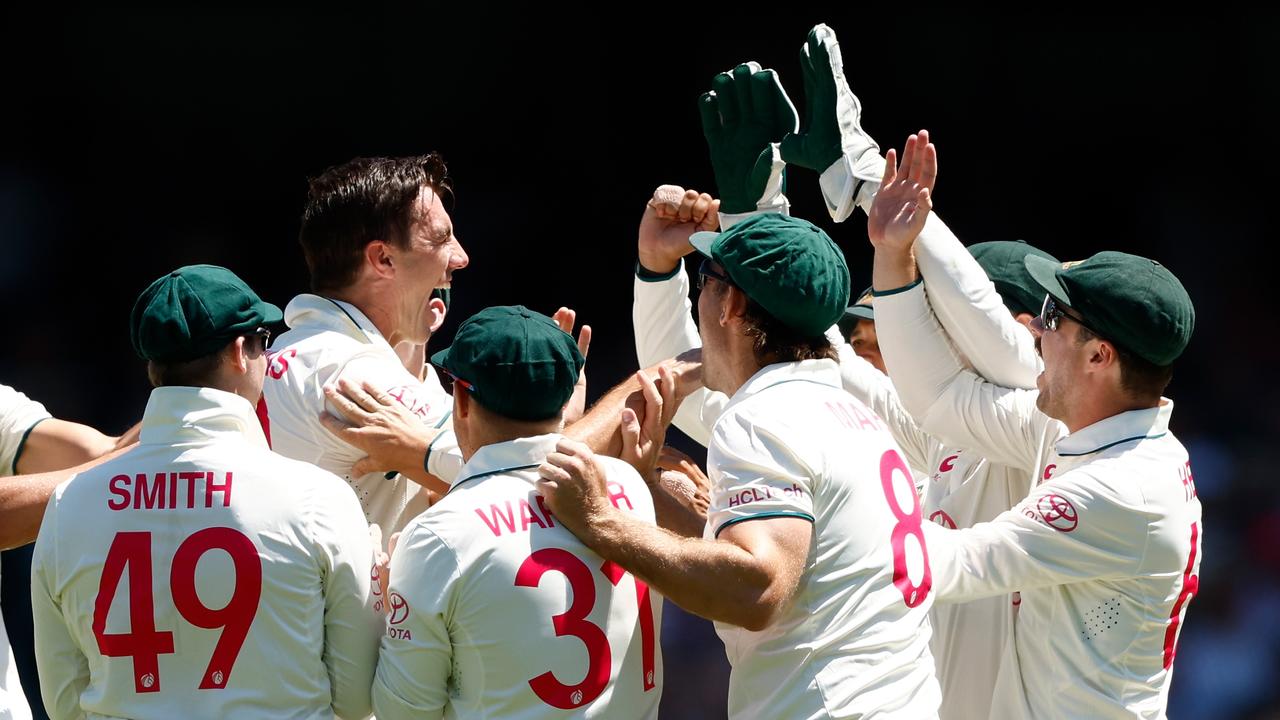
[131,264,283,362]
[689,214,850,337]
[430,305,584,421]
[837,286,875,338]
[1024,251,1194,366]
[968,240,1059,317]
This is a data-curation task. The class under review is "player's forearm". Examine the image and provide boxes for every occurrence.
[2,445,131,549]
[584,508,779,630]
[16,418,119,474]
[914,213,1040,389]
[563,375,640,457]
[565,356,705,458]
[872,244,919,296]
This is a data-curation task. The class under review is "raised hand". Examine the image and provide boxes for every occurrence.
[699,62,798,220]
[552,307,593,424]
[867,130,937,255]
[637,185,720,274]
[779,24,885,222]
[619,366,677,477]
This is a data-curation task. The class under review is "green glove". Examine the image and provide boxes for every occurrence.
[699,62,798,222]
[779,24,884,222]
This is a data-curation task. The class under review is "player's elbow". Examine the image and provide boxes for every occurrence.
[728,591,789,632]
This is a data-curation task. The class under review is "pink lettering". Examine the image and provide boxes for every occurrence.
[519,498,548,531]
[266,349,296,380]
[475,502,517,537]
[849,404,885,432]
[180,471,202,509]
[939,455,959,473]
[535,495,556,527]
[108,475,131,510]
[206,471,232,508]
[608,482,633,511]
[134,473,166,510]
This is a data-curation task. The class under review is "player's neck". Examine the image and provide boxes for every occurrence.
[1064,388,1159,434]
[325,283,401,345]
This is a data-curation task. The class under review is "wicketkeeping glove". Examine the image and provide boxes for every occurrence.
[699,62,798,228]
[779,24,885,223]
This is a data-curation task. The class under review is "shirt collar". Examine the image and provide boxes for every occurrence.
[730,359,842,404]
[139,387,269,449]
[283,293,396,355]
[450,433,563,492]
[1055,398,1173,457]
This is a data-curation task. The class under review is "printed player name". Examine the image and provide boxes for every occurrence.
[108,471,234,511]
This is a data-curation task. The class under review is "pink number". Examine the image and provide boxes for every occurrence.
[1163,522,1200,669]
[92,529,262,693]
[515,549,611,709]
[880,450,932,607]
[602,560,656,692]
[92,532,175,693]
[170,528,263,688]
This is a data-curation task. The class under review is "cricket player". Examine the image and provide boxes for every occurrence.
[31,265,382,720]
[541,209,941,719]
[370,305,663,719]
[261,153,469,536]
[870,131,1200,719]
[1,386,135,720]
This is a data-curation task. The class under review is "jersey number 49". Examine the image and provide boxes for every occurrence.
[92,528,262,693]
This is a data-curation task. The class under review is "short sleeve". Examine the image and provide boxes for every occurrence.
[707,412,816,538]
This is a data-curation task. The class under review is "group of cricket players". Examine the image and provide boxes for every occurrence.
[0,23,1200,720]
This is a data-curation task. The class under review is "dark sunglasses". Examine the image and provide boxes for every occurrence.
[248,327,272,348]
[697,259,732,290]
[1038,295,1091,333]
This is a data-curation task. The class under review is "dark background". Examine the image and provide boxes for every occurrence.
[1,8,1277,719]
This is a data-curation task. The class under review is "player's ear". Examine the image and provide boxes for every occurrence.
[227,336,250,374]
[722,285,749,325]
[454,384,471,419]
[364,240,395,280]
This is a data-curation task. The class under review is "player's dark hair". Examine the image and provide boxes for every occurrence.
[145,333,270,389]
[1076,326,1174,400]
[299,154,452,293]
[740,296,837,365]
[146,354,224,389]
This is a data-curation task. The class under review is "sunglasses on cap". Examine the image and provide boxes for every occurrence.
[697,259,733,291]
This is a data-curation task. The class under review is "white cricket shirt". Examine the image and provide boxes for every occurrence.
[30,387,382,720]
[262,294,463,535]
[878,282,1203,719]
[635,266,1030,719]
[372,434,663,719]
[0,384,49,720]
[705,360,939,720]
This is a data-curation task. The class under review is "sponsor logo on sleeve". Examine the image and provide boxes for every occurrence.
[1034,493,1078,532]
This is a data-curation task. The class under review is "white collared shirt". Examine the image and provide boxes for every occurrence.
[262,294,462,535]
[0,384,47,720]
[634,265,1027,720]
[372,434,662,720]
[705,360,939,720]
[30,387,382,720]
[878,282,1202,719]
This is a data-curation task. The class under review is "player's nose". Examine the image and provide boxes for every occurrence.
[449,236,470,270]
